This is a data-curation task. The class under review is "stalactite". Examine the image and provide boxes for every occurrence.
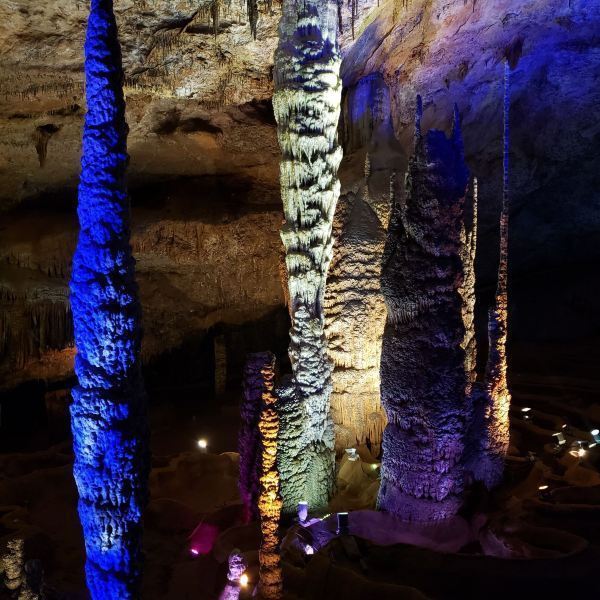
[378,99,470,522]
[477,61,512,489]
[219,550,247,600]
[33,124,60,168]
[273,0,343,513]
[257,353,283,600]
[211,0,221,37]
[69,1,149,597]
[0,298,73,368]
[247,0,259,39]
[239,352,270,522]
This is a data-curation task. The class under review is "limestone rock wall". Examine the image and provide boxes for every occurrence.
[0,192,285,389]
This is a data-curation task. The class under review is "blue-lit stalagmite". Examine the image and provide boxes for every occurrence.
[273,0,343,512]
[378,100,471,521]
[69,0,149,597]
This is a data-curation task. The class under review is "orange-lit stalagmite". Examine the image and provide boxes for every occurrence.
[257,353,283,600]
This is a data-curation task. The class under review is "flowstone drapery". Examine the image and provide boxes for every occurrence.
[273,0,343,512]
[378,99,471,521]
[69,1,149,597]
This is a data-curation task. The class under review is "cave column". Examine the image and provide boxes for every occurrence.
[69,1,149,597]
[273,0,343,512]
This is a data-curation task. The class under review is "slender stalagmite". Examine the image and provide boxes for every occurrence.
[378,99,470,521]
[273,0,343,512]
[239,352,267,521]
[1,538,25,592]
[461,177,479,392]
[219,550,248,600]
[257,353,284,599]
[478,61,512,488]
[69,1,149,597]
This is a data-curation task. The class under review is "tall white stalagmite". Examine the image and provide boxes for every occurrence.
[273,0,343,512]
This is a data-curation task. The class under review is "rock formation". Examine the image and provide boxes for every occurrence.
[219,550,248,600]
[69,1,149,597]
[324,155,388,455]
[239,352,269,521]
[378,99,471,522]
[476,61,513,488]
[257,353,283,600]
[461,176,479,391]
[325,73,396,454]
[273,0,343,512]
[2,538,25,592]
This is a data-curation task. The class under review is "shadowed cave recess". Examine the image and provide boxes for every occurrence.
[0,0,599,599]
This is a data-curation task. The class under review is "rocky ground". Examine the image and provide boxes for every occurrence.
[0,341,599,598]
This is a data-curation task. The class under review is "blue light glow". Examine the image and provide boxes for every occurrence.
[69,1,148,598]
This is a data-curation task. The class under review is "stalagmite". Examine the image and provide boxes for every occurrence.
[2,538,25,592]
[325,73,395,455]
[239,352,271,522]
[325,154,389,454]
[219,550,247,600]
[257,353,283,600]
[461,176,479,391]
[477,61,513,488]
[69,1,149,597]
[273,0,343,512]
[378,98,471,521]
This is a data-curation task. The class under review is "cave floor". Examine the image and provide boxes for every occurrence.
[0,340,599,599]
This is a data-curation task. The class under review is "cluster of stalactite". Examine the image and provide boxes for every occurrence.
[239,352,270,521]
[472,61,513,489]
[69,1,149,598]
[0,295,73,369]
[273,0,343,512]
[187,0,280,39]
[257,353,283,600]
[378,98,472,521]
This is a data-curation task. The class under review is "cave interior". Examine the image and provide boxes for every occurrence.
[0,1,600,599]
